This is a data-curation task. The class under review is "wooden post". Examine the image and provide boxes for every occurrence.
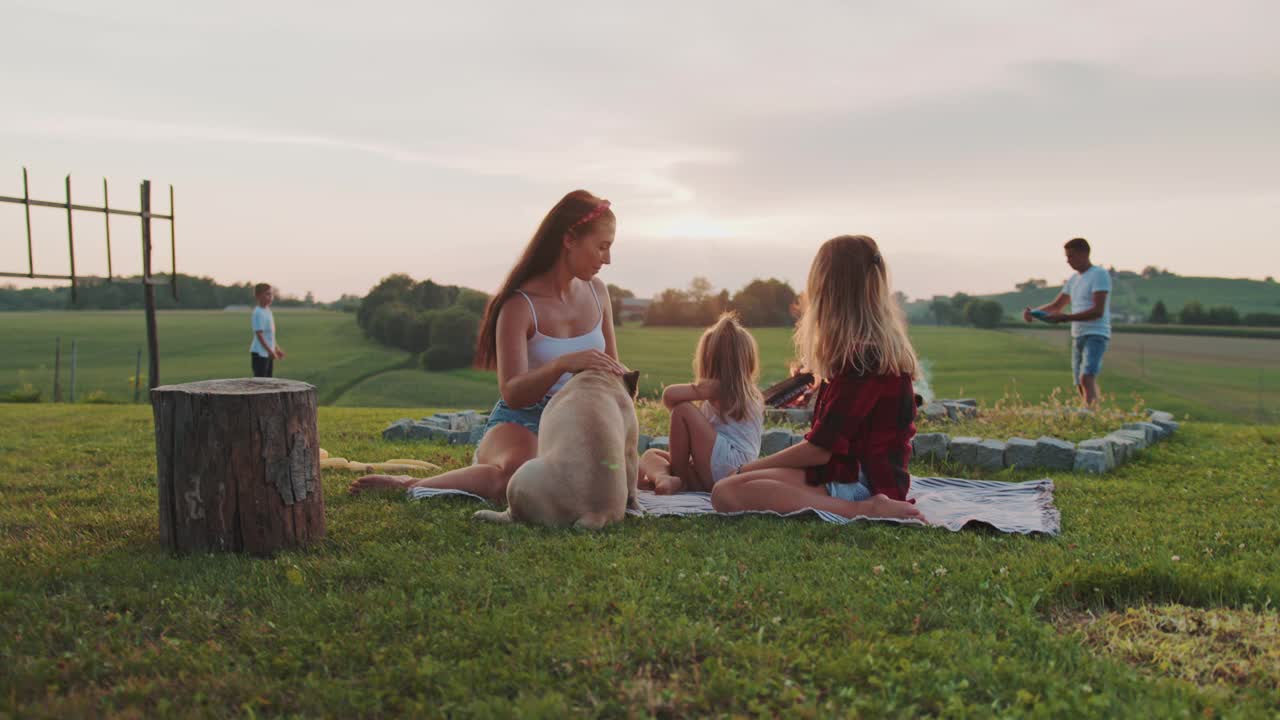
[103,178,113,282]
[22,167,33,277]
[141,180,160,390]
[65,175,77,304]
[53,336,62,403]
[69,339,77,403]
[151,378,324,555]
[169,184,177,300]
[134,348,142,403]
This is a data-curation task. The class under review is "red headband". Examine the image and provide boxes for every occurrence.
[570,200,611,230]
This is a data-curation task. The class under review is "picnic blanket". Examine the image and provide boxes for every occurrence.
[407,475,1060,535]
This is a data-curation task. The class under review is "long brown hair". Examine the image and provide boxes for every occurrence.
[694,312,763,423]
[475,190,614,368]
[793,235,919,379]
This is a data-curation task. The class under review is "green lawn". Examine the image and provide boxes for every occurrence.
[0,310,409,404]
[1,405,1278,716]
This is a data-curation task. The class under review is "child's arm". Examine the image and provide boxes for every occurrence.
[737,440,831,474]
[661,379,719,409]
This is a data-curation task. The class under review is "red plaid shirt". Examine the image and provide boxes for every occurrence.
[803,370,916,500]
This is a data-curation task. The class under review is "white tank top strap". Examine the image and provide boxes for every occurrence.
[588,280,603,323]
[514,289,539,335]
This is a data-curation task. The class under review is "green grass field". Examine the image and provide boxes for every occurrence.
[2,406,1278,716]
[907,274,1280,321]
[3,310,1275,422]
[0,310,410,404]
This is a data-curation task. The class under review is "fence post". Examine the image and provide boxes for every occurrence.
[141,180,160,390]
[1260,369,1266,423]
[69,339,77,403]
[22,167,33,277]
[65,175,77,304]
[53,336,62,402]
[134,348,143,403]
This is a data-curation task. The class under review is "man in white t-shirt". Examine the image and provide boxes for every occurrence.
[1023,238,1111,405]
[250,283,286,377]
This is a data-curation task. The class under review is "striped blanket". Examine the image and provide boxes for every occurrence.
[407,475,1060,535]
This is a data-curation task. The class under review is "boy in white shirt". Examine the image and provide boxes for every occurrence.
[1023,238,1111,405]
[250,283,286,377]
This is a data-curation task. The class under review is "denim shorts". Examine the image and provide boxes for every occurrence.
[481,395,551,437]
[1072,334,1110,384]
[471,396,551,466]
[827,469,873,502]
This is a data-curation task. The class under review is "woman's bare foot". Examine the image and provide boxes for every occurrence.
[348,474,415,495]
[864,494,926,522]
[653,473,685,495]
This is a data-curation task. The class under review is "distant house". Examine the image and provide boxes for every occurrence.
[619,297,651,323]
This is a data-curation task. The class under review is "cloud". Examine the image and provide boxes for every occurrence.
[2,1,1277,300]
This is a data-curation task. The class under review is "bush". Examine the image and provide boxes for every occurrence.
[421,307,479,370]
[357,274,416,332]
[369,302,415,349]
[729,278,796,327]
[3,383,42,403]
[1244,312,1280,327]
[81,389,122,404]
[456,288,489,315]
[1148,300,1169,324]
[1179,300,1206,325]
[964,299,1004,329]
[1206,306,1240,326]
[403,312,435,354]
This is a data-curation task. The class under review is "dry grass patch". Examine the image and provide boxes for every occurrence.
[1058,604,1280,697]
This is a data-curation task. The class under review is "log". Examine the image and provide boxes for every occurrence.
[152,378,324,555]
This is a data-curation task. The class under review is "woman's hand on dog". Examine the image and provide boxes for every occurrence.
[556,349,628,376]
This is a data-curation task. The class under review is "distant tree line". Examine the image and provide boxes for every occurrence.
[642,277,797,327]
[1149,299,1280,327]
[0,275,329,311]
[925,293,1005,329]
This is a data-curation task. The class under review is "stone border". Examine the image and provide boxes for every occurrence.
[910,409,1180,475]
[381,410,489,445]
[377,406,1180,477]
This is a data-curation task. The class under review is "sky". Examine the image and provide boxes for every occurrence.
[1,0,1277,302]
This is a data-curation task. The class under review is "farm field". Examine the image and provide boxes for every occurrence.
[2,310,1274,422]
[0,310,410,405]
[2,405,1278,716]
[1014,330,1279,424]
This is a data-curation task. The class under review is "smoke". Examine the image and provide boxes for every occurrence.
[915,358,935,404]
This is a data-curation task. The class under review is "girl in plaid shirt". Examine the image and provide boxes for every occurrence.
[711,235,925,522]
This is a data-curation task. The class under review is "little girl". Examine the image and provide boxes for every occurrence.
[710,235,925,522]
[639,313,764,495]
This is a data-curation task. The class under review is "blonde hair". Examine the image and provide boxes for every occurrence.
[694,312,763,422]
[793,235,919,380]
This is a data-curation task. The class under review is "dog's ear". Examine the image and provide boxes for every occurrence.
[622,370,641,400]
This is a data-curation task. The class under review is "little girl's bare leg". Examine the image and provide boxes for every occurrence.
[638,449,672,490]
[667,402,717,493]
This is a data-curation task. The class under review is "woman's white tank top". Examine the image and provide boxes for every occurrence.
[515,281,607,396]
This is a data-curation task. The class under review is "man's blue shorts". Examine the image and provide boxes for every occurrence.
[1072,334,1109,385]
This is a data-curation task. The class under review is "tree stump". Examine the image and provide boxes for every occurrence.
[152,378,324,555]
